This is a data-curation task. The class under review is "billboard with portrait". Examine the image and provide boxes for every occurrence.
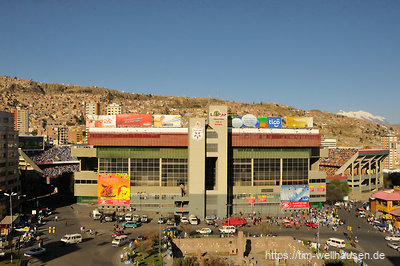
[19,136,45,151]
[98,173,130,205]
[116,114,152,127]
[280,185,309,209]
[86,115,116,128]
[153,115,182,128]
[286,117,313,128]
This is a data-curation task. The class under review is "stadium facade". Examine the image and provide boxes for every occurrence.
[72,106,326,218]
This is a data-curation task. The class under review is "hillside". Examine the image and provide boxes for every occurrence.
[1,76,399,148]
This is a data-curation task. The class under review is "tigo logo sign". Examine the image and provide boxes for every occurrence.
[267,117,281,128]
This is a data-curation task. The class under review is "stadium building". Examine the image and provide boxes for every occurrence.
[72,106,326,218]
[320,148,389,201]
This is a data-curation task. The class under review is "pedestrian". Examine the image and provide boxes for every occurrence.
[55,216,58,222]
[95,230,98,237]
[65,220,68,226]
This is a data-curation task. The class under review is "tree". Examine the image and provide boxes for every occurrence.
[326,180,350,204]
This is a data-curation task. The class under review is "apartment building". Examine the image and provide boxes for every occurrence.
[0,111,20,219]
[85,102,100,116]
[381,135,398,169]
[11,108,29,135]
[106,103,122,115]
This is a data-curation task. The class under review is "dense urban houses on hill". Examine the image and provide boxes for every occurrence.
[73,105,326,218]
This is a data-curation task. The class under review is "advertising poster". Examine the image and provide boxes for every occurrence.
[317,186,326,192]
[280,185,309,209]
[116,114,152,127]
[19,136,45,151]
[286,117,313,128]
[309,186,315,193]
[257,195,267,202]
[86,115,116,128]
[267,117,282,128]
[98,173,130,205]
[246,197,256,203]
[153,115,182,127]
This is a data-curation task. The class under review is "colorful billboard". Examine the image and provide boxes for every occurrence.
[232,116,270,128]
[286,117,313,128]
[153,115,182,128]
[98,173,130,205]
[116,114,152,127]
[246,197,256,203]
[280,185,309,209]
[257,195,267,202]
[267,117,282,128]
[86,115,116,128]
[19,136,45,151]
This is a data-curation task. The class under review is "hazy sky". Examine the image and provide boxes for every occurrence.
[1,0,399,123]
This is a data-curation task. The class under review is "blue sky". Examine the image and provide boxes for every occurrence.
[1,0,399,123]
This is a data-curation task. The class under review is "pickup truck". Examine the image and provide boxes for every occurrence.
[219,226,236,234]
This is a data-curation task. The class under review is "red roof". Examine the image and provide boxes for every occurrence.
[389,208,400,217]
[372,191,400,201]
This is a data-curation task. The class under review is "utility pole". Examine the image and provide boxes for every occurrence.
[4,192,17,263]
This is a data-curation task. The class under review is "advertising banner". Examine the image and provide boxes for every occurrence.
[317,186,326,192]
[116,114,152,127]
[98,173,130,205]
[153,115,182,128]
[286,117,313,128]
[280,185,309,209]
[309,186,315,193]
[246,197,256,203]
[86,115,116,128]
[257,195,267,202]
[19,136,45,151]
[267,117,282,128]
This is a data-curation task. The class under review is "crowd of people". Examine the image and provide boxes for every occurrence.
[30,145,77,163]
[320,148,359,166]
[43,164,79,178]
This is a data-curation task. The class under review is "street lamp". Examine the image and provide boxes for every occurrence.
[4,192,17,263]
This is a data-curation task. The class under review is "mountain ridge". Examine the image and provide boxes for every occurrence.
[1,75,399,148]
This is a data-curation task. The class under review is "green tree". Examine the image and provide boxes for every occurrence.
[326,180,350,204]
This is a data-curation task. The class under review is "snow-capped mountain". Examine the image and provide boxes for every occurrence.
[337,110,389,125]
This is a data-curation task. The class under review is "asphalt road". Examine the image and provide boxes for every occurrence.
[14,199,400,266]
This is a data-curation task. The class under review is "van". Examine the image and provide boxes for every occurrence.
[61,234,82,245]
[189,215,199,225]
[125,213,133,221]
[326,238,346,248]
[112,235,129,247]
[219,226,236,234]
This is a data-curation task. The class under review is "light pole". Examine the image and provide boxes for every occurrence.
[4,192,17,263]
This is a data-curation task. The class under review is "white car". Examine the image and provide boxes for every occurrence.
[180,217,189,224]
[133,215,141,222]
[141,215,148,223]
[387,242,400,251]
[385,234,400,241]
[24,247,46,257]
[219,225,236,234]
[196,228,212,235]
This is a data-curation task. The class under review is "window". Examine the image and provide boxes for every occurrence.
[282,158,308,185]
[232,159,251,186]
[253,158,280,186]
[130,158,160,186]
[99,158,128,173]
[161,158,188,187]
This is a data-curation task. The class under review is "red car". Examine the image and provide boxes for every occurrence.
[222,217,247,226]
[305,222,318,228]
[111,230,125,237]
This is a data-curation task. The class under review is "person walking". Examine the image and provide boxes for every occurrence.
[55,216,58,222]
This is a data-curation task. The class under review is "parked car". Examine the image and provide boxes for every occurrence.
[112,235,129,247]
[385,234,400,241]
[387,242,400,251]
[112,230,125,237]
[122,221,138,229]
[180,217,189,224]
[125,213,133,221]
[167,217,176,226]
[196,228,212,235]
[162,227,179,234]
[133,215,141,222]
[61,234,82,244]
[283,221,292,228]
[24,247,46,257]
[219,225,236,234]
[205,216,215,225]
[305,222,318,228]
[141,215,149,223]
[189,215,199,225]
[158,217,166,224]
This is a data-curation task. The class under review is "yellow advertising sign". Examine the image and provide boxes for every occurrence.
[286,117,313,128]
[98,173,130,205]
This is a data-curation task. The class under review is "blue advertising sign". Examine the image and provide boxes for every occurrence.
[267,117,282,128]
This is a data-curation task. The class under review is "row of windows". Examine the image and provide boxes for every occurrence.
[75,179,97,184]
[232,158,308,186]
[309,178,326,183]
[99,158,188,187]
